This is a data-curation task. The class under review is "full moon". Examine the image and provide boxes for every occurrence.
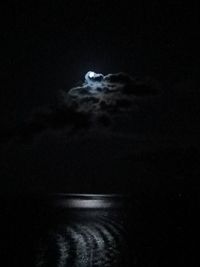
[88,71,95,78]
[85,71,104,84]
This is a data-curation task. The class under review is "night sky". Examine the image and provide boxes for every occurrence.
[1,1,199,194]
[1,1,200,266]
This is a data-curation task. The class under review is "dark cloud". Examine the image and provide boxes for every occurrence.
[0,106,91,143]
[2,71,199,149]
[1,72,161,143]
[1,72,199,194]
[62,72,161,130]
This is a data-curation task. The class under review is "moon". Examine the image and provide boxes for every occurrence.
[88,71,95,78]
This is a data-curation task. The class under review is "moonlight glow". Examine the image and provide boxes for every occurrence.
[85,71,96,84]
[89,71,95,78]
[85,71,104,85]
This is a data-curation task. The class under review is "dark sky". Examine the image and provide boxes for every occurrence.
[2,1,199,120]
[0,1,199,194]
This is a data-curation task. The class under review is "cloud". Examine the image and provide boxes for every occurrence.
[1,72,199,194]
[62,71,161,129]
[1,72,161,143]
[0,106,91,144]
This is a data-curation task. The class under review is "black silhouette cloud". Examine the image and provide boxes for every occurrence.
[2,72,161,142]
[67,72,160,114]
[1,72,199,194]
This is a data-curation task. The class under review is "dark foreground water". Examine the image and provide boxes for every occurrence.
[35,210,129,267]
[1,193,185,266]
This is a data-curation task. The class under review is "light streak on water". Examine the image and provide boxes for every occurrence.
[35,194,129,266]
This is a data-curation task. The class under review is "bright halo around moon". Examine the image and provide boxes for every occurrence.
[85,71,104,85]
[88,71,95,78]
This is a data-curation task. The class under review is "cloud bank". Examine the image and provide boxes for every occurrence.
[66,71,160,113]
[1,72,161,142]
[1,71,199,194]
[59,71,161,131]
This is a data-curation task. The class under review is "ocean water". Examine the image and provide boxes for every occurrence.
[1,193,183,266]
[35,209,129,267]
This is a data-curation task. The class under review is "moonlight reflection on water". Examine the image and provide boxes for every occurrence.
[2,193,183,266]
[35,209,129,267]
